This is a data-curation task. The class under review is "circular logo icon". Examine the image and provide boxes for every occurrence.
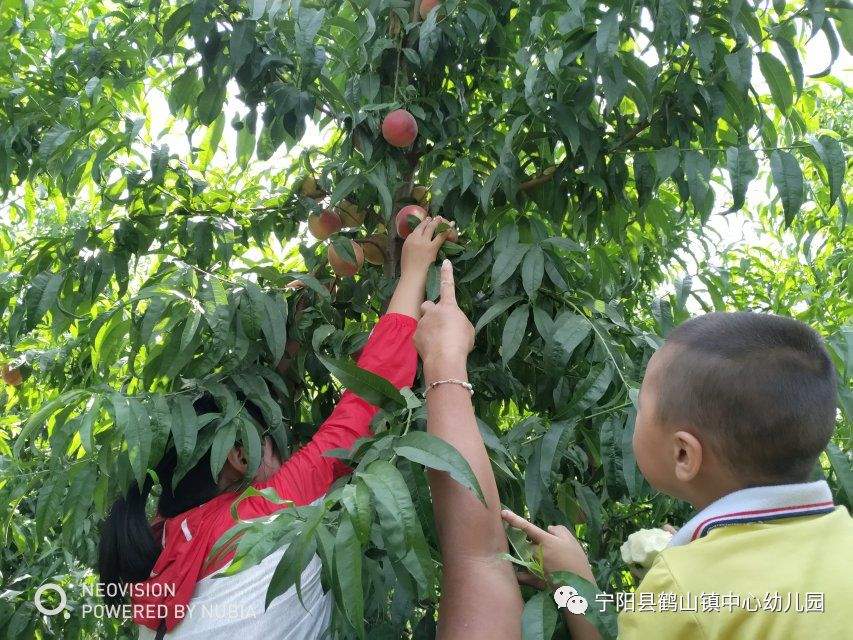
[34,583,67,616]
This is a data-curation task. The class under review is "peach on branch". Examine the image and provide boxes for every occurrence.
[381,109,418,148]
[419,0,440,19]
[308,210,343,240]
[360,235,388,265]
[395,205,427,238]
[335,200,366,227]
[328,240,365,277]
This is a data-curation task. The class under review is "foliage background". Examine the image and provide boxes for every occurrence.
[0,0,850,638]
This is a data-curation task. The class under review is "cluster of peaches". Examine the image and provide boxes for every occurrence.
[299,103,456,277]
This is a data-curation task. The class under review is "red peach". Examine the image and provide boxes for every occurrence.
[308,210,343,240]
[381,109,418,148]
[395,205,427,238]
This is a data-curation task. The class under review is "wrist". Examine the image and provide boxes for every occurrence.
[423,356,469,383]
[398,264,429,283]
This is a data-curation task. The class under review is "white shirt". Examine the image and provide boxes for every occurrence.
[137,548,330,639]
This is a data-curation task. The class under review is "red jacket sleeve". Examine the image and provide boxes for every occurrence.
[238,313,418,518]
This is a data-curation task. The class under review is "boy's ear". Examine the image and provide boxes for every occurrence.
[672,430,702,482]
[225,445,248,475]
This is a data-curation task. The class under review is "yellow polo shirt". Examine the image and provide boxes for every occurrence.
[619,507,853,639]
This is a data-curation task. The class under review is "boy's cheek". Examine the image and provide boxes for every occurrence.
[633,423,669,490]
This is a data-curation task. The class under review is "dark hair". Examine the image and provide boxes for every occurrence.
[98,393,271,603]
[655,312,837,485]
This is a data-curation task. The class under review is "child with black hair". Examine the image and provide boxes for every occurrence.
[503,312,853,639]
[98,216,454,639]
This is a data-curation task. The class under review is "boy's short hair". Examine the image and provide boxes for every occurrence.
[656,312,837,484]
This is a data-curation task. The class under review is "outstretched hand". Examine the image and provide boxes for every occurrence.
[414,259,474,374]
[400,216,454,277]
[501,509,596,587]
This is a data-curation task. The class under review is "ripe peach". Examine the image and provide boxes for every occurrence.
[361,235,388,265]
[336,200,366,227]
[308,210,343,240]
[381,109,418,148]
[328,240,365,277]
[419,0,440,19]
[395,205,427,238]
[1,365,22,386]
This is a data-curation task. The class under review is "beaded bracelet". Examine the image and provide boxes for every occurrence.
[423,378,474,397]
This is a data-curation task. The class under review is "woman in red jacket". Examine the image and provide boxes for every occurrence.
[98,217,454,639]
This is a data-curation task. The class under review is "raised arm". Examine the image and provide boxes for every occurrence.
[244,218,454,514]
[415,260,523,640]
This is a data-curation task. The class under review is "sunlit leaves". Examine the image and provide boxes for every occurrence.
[769,150,804,226]
[809,135,846,207]
[725,146,758,212]
[757,52,793,114]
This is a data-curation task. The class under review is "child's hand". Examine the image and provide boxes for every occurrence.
[400,216,454,277]
[501,509,596,586]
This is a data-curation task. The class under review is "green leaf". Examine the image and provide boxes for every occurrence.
[170,396,199,478]
[725,146,758,213]
[36,471,66,538]
[317,355,405,410]
[475,296,524,333]
[231,20,255,70]
[239,413,262,481]
[333,515,365,638]
[180,309,204,352]
[757,52,793,114]
[163,2,192,42]
[393,431,485,503]
[78,396,101,454]
[243,280,287,362]
[38,124,72,158]
[501,304,529,365]
[197,114,225,171]
[775,37,804,95]
[365,167,393,218]
[13,389,89,456]
[265,507,324,608]
[521,590,559,640]
[724,46,752,93]
[284,272,331,299]
[25,271,63,331]
[358,461,433,594]
[654,146,680,179]
[197,81,225,125]
[492,243,529,287]
[250,0,266,20]
[684,150,713,216]
[547,312,591,366]
[210,418,238,478]
[595,7,619,57]
[521,245,545,297]
[769,150,804,227]
[112,394,151,490]
[826,442,853,502]
[810,135,845,207]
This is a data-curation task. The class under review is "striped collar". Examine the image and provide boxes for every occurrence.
[669,480,835,547]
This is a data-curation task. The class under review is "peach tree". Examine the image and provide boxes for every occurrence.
[0,0,850,638]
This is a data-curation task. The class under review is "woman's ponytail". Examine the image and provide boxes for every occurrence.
[98,475,160,604]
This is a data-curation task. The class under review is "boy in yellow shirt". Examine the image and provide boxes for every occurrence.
[504,312,852,639]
